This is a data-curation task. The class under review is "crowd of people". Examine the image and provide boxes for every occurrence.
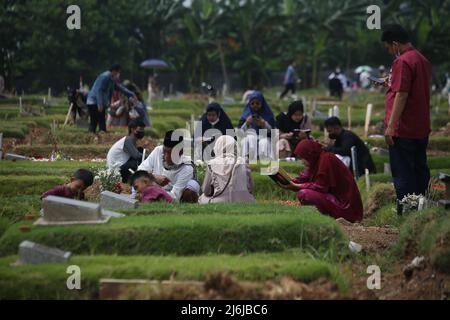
[42,23,432,223]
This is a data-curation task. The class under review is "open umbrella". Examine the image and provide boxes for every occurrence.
[355,65,373,74]
[140,59,169,69]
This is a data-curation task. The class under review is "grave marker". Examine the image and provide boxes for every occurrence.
[365,169,371,192]
[0,132,3,160]
[35,196,123,226]
[364,103,373,138]
[347,106,352,129]
[333,105,340,118]
[5,153,30,161]
[13,241,71,266]
[100,191,139,210]
[350,146,358,179]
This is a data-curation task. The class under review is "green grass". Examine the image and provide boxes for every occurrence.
[392,208,450,273]
[371,155,450,174]
[0,195,42,223]
[0,160,103,176]
[12,145,111,158]
[0,175,66,197]
[0,169,297,200]
[0,207,347,258]
[367,136,450,152]
[123,202,299,216]
[0,251,350,299]
[358,169,450,188]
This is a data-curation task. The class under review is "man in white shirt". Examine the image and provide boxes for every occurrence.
[138,130,199,202]
[107,120,145,182]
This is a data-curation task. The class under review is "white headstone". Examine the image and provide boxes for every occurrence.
[100,191,139,210]
[333,105,340,118]
[15,240,71,266]
[42,196,102,222]
[34,196,123,226]
[365,169,371,192]
[5,153,29,161]
[364,103,373,138]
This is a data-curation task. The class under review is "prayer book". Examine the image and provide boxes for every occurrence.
[268,167,294,186]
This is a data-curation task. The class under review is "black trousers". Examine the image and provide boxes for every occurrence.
[88,104,106,133]
[280,83,296,98]
[120,158,141,183]
[389,137,430,202]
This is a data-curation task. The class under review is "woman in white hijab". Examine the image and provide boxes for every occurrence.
[199,135,255,204]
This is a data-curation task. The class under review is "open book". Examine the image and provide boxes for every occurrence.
[268,167,294,186]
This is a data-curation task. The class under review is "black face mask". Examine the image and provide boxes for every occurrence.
[135,130,145,139]
[329,133,339,140]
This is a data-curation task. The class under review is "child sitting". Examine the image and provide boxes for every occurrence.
[41,169,94,200]
[130,171,173,204]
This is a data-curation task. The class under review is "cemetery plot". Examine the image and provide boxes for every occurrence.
[0,208,347,257]
[0,252,348,299]
[0,91,449,299]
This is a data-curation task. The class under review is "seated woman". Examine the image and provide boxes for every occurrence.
[200,102,233,134]
[238,91,275,159]
[276,100,312,158]
[281,139,363,223]
[198,102,234,147]
[199,135,255,204]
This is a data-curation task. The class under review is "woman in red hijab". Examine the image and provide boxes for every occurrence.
[281,139,363,223]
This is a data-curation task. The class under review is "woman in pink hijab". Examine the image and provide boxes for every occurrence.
[281,139,363,223]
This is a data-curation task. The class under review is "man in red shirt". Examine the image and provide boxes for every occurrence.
[380,24,432,215]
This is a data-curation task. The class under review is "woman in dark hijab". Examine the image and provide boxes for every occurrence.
[276,100,312,158]
[200,102,233,136]
[238,91,275,159]
[238,91,275,132]
[280,139,363,223]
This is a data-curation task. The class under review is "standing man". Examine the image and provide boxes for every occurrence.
[280,61,298,99]
[380,24,432,215]
[86,64,136,133]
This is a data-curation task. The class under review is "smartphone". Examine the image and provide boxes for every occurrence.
[368,76,385,85]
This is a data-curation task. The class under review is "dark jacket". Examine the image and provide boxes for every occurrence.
[325,129,376,177]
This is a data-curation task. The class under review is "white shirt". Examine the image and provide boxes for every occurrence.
[137,145,194,201]
[107,137,129,169]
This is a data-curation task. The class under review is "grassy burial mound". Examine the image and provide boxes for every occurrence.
[0,205,348,257]
[393,208,450,273]
[0,251,349,299]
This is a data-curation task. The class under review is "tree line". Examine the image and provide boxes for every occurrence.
[1,0,449,93]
